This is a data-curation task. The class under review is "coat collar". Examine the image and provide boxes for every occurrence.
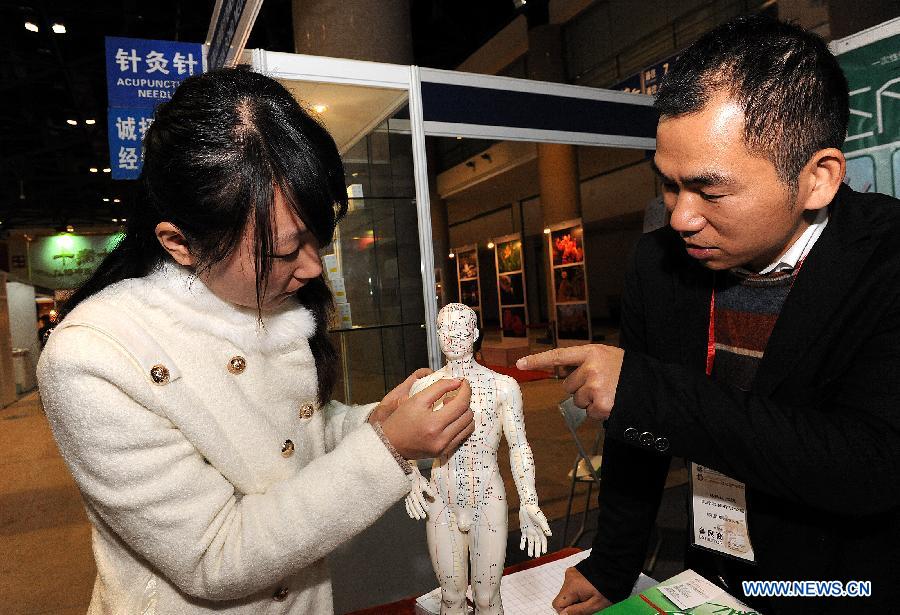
[672,184,886,394]
[753,184,884,394]
[108,259,318,355]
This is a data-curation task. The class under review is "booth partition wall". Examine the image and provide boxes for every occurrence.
[253,49,658,403]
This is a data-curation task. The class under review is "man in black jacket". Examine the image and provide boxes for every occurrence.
[518,15,900,615]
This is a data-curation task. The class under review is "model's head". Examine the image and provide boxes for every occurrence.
[437,303,479,359]
[653,15,847,271]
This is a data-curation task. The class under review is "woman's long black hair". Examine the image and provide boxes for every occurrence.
[62,67,348,404]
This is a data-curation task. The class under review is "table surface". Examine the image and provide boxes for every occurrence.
[346,547,581,615]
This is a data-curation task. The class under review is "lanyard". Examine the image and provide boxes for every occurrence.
[705,259,806,377]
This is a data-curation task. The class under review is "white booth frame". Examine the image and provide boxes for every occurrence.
[251,49,656,370]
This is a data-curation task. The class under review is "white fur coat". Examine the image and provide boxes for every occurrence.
[36,260,410,614]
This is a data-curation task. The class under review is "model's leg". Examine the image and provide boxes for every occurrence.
[427,497,471,615]
[469,476,508,615]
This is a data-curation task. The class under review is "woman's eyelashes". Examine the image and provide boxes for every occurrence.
[270,241,303,259]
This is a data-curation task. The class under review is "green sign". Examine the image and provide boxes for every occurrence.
[31,233,124,290]
[836,25,900,196]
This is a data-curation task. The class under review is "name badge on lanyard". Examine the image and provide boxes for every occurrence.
[690,284,756,562]
[690,462,755,562]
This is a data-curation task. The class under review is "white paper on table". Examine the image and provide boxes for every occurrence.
[658,569,725,609]
[415,550,656,615]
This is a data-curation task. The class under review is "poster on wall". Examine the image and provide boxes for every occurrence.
[492,234,528,340]
[554,267,586,302]
[455,244,482,328]
[550,225,585,266]
[30,233,124,290]
[548,219,591,343]
[832,18,900,197]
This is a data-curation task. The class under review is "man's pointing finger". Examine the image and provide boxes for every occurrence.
[516,345,592,370]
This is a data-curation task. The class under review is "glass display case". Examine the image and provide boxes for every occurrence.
[326,117,428,404]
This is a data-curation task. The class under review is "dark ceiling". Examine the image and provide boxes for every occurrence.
[0,0,519,232]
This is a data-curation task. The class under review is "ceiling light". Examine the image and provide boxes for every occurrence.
[113,198,120,203]
[66,119,77,126]
[456,136,463,140]
[487,241,495,249]
[51,23,66,34]
[24,21,38,32]
[448,252,455,259]
[85,119,96,125]
[102,198,110,202]
[112,218,119,223]
[543,227,551,234]
[121,218,127,222]
[103,168,111,173]
[89,167,98,173]
[312,104,328,114]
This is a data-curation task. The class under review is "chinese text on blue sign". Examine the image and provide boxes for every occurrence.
[105,37,204,179]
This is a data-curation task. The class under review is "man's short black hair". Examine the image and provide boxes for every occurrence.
[655,15,849,186]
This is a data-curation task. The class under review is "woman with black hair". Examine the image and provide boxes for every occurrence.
[36,67,474,614]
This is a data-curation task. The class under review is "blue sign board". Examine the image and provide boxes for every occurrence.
[105,37,204,179]
[105,37,204,107]
[107,107,156,180]
[612,73,642,94]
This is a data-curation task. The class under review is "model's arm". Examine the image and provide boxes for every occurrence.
[500,376,551,557]
[37,326,411,602]
[402,373,444,520]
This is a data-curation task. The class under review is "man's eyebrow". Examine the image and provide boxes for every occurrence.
[650,159,669,181]
[651,160,734,187]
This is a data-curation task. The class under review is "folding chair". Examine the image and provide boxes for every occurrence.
[558,396,603,548]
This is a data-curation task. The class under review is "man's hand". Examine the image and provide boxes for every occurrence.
[517,345,624,420]
[552,567,612,614]
[369,367,433,425]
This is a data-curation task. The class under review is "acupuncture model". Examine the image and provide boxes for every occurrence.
[406,303,552,615]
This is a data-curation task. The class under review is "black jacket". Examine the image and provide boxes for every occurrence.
[576,185,900,613]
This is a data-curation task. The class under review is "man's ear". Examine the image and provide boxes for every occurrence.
[155,222,194,266]
[798,148,846,212]
[473,327,480,342]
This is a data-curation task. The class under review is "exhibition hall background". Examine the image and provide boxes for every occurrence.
[0,0,897,613]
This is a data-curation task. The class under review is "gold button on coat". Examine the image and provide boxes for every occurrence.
[281,440,295,458]
[273,586,289,601]
[298,403,315,419]
[150,364,170,385]
[227,356,246,374]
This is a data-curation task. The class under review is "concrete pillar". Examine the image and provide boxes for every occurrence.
[826,0,898,40]
[292,0,413,64]
[527,18,582,324]
[777,0,832,37]
[536,143,581,224]
[427,143,453,307]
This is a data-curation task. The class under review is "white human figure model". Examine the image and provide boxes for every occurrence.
[405,303,552,615]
